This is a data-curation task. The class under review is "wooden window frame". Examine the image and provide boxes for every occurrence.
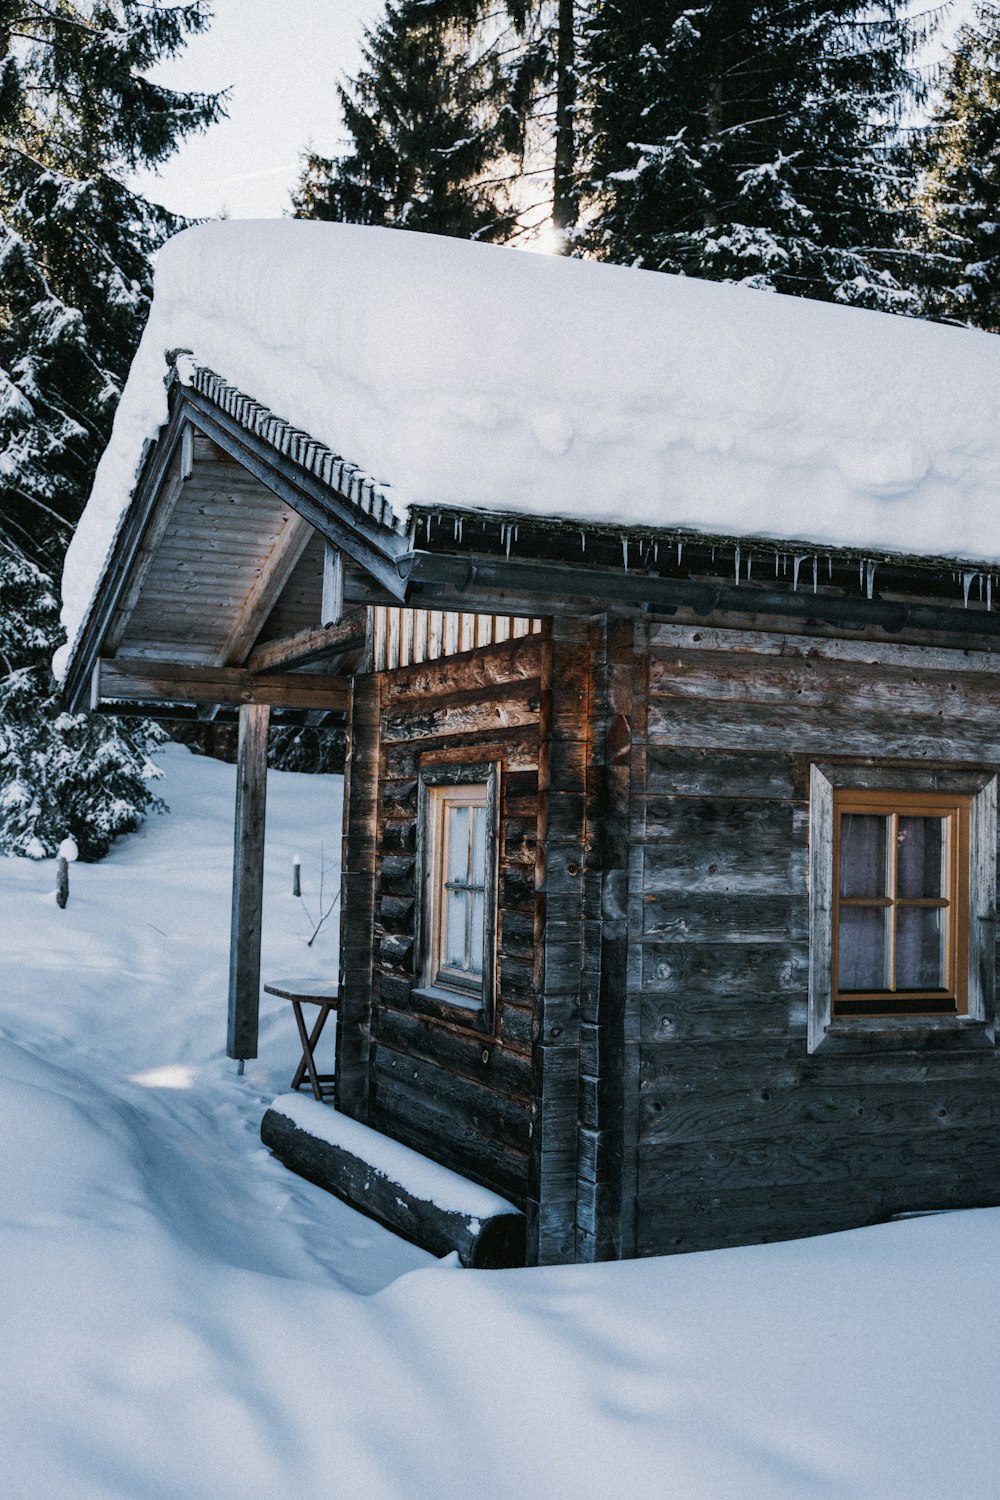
[832,788,970,1018]
[414,761,500,1031]
[809,765,997,1054]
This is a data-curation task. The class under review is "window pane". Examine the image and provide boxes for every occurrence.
[447,805,469,883]
[468,891,485,977]
[444,889,467,969]
[470,805,487,886]
[896,906,946,990]
[897,817,946,899]
[838,905,888,991]
[839,814,888,899]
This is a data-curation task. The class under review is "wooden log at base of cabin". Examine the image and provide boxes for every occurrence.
[260,1094,526,1269]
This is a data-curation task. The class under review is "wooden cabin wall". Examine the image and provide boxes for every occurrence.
[353,632,545,1206]
[631,620,1000,1255]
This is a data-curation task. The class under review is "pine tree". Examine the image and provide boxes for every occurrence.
[916,3,1000,330]
[0,550,165,859]
[293,0,585,246]
[293,0,522,240]
[0,1,222,567]
[578,2,926,308]
[0,3,222,859]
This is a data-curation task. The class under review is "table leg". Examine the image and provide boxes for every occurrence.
[290,999,330,1100]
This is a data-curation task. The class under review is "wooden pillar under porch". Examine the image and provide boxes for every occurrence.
[227,701,270,1059]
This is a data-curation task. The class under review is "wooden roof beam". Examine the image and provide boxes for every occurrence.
[216,510,315,667]
[246,612,367,674]
[94,657,347,713]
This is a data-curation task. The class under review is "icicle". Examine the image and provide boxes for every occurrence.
[866,561,877,600]
[580,530,586,554]
[979,574,985,603]
[812,556,818,594]
[828,558,833,579]
[504,524,513,559]
[859,559,865,592]
[989,576,994,612]
[622,536,629,571]
[677,541,683,566]
[792,555,804,592]
[653,541,659,563]
[963,571,976,608]
[734,545,741,586]
[774,553,780,577]
[746,553,753,582]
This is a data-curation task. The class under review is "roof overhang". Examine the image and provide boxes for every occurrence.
[63,367,409,713]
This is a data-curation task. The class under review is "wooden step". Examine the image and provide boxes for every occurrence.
[261,1093,526,1269]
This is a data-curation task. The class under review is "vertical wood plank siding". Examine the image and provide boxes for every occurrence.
[635,622,1000,1254]
[528,616,590,1263]
[370,606,542,671]
[336,672,381,1120]
[575,616,636,1262]
[363,634,545,1208]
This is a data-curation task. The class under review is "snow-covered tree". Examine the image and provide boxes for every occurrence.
[0,551,165,860]
[577,2,926,307]
[0,1,222,567]
[294,0,519,240]
[915,3,1000,330]
[0,3,222,858]
[293,0,583,246]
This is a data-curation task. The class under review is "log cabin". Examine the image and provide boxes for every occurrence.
[58,220,1000,1266]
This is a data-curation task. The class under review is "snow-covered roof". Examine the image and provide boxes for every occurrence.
[60,219,1000,672]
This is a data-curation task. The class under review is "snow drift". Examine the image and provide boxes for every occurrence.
[3,743,1000,1499]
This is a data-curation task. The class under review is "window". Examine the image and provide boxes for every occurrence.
[809,765,996,1053]
[415,763,499,1019]
[833,790,969,1018]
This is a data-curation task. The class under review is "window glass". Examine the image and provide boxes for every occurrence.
[895,907,946,991]
[838,906,889,992]
[896,817,945,899]
[839,814,887,898]
[421,776,495,1005]
[444,887,468,970]
[447,805,469,883]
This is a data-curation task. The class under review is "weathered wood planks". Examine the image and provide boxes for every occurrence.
[342,633,545,1210]
[633,617,1000,1256]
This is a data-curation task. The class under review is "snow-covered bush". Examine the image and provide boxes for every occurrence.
[0,552,165,861]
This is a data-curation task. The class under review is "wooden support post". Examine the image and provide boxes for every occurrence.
[322,543,344,626]
[527,616,590,1267]
[227,702,270,1059]
[335,671,381,1120]
[575,615,635,1263]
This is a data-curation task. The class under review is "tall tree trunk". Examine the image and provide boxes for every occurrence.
[553,0,577,236]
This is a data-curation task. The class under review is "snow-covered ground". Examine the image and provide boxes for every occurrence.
[2,742,999,1499]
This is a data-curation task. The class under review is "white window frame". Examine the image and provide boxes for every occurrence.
[414,762,500,1024]
[808,764,997,1054]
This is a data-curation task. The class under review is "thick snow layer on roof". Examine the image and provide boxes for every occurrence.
[59,219,1000,673]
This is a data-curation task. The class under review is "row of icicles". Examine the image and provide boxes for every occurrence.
[428,511,994,607]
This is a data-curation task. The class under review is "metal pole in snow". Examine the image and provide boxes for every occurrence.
[56,835,78,909]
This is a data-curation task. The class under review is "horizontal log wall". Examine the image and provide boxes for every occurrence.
[366,633,545,1206]
[635,621,1000,1255]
